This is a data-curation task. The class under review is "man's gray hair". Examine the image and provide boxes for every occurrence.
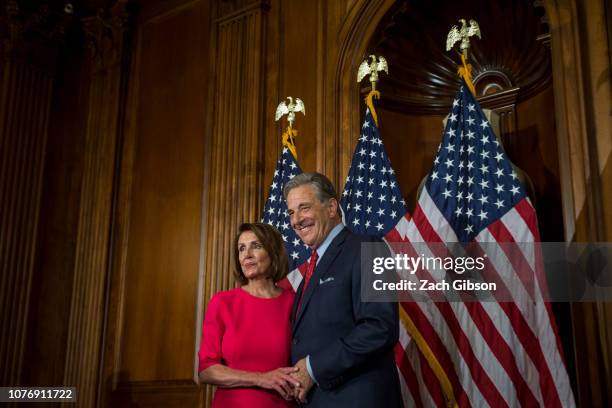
[283,172,338,203]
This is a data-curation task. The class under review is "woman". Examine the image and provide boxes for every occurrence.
[198,222,300,407]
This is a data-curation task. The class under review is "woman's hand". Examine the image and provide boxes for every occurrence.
[255,367,302,400]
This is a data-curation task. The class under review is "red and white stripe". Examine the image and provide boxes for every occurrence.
[391,188,575,407]
[279,263,309,292]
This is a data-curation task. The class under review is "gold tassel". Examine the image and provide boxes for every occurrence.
[364,89,381,127]
[457,53,477,96]
[282,126,298,159]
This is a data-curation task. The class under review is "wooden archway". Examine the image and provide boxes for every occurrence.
[331,0,396,187]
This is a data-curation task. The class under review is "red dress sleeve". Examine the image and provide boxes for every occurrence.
[198,294,225,372]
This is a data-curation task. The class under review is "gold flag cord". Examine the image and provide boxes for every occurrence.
[399,306,458,408]
[364,89,381,127]
[457,53,476,95]
[282,126,298,159]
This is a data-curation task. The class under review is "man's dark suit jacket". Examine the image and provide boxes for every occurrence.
[290,227,401,407]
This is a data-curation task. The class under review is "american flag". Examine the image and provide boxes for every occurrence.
[261,145,311,290]
[340,107,410,236]
[339,101,415,407]
[400,81,575,407]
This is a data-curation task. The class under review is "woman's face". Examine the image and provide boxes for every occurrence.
[238,230,272,280]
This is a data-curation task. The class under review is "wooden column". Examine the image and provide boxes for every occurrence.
[61,2,129,406]
[545,0,612,405]
[204,0,268,307]
[201,0,268,404]
[0,1,70,387]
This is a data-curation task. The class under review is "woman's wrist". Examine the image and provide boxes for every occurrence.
[250,371,263,388]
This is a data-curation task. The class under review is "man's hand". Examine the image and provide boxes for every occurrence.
[254,367,301,400]
[291,358,315,403]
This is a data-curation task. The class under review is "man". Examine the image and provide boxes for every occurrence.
[284,172,401,407]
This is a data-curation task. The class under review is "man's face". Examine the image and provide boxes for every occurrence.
[286,184,339,249]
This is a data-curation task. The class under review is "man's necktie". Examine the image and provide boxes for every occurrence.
[296,249,318,317]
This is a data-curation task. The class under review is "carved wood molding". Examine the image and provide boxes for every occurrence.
[0,0,73,70]
[205,2,269,286]
[216,0,270,23]
[98,5,141,403]
[477,86,520,150]
[367,0,552,115]
[113,380,203,406]
[537,32,552,48]
[82,1,129,73]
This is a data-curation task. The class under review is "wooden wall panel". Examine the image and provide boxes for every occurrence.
[377,109,445,211]
[278,0,318,169]
[515,86,565,241]
[544,0,612,405]
[23,30,90,389]
[261,0,282,188]
[198,2,271,404]
[202,0,267,352]
[0,3,68,388]
[113,380,203,408]
[0,59,53,386]
[584,0,612,397]
[62,4,130,406]
[260,0,400,193]
[118,0,210,384]
[579,0,611,237]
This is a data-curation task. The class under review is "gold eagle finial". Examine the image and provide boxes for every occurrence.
[446,19,481,58]
[357,54,388,92]
[275,96,305,129]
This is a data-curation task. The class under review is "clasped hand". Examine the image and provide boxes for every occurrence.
[289,358,315,403]
[256,367,301,400]
[257,358,314,402]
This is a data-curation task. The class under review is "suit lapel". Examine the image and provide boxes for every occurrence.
[292,227,349,334]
